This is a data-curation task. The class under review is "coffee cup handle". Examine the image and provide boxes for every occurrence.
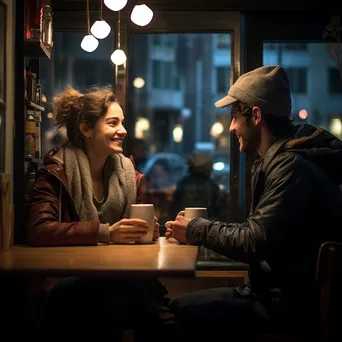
[177,210,185,217]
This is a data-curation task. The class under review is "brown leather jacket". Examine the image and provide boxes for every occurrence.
[27,148,146,246]
[25,149,156,335]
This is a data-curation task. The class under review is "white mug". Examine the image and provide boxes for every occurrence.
[129,204,155,244]
[177,207,208,220]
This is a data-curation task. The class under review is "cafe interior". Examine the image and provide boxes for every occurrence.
[0,0,342,340]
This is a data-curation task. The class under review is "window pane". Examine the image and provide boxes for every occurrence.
[263,42,342,138]
[128,33,232,261]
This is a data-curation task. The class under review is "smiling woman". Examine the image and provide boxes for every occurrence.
[25,85,177,339]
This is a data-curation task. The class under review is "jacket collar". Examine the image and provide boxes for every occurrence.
[260,138,290,172]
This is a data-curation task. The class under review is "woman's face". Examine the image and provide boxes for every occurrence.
[86,102,127,155]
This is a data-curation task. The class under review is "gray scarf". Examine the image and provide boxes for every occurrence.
[54,146,137,224]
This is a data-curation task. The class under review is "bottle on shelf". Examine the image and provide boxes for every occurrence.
[24,110,36,159]
[35,79,41,105]
[35,111,41,159]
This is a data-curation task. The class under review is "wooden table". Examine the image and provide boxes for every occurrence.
[0,237,199,277]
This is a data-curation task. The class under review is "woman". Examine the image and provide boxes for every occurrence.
[27,85,176,339]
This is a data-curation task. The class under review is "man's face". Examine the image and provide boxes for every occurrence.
[229,107,261,153]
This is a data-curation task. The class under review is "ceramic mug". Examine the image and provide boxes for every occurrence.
[129,204,155,243]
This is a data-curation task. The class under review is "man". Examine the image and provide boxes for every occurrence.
[165,65,342,339]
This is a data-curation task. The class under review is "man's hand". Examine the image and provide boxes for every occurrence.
[153,216,160,240]
[165,215,191,244]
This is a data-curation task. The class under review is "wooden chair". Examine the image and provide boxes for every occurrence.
[256,241,342,342]
[315,241,342,342]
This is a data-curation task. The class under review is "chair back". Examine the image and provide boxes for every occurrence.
[316,241,342,342]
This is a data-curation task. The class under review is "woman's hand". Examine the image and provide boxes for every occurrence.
[109,218,148,243]
[153,216,160,240]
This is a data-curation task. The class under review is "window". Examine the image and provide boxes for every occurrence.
[152,34,162,45]
[152,60,180,90]
[263,42,342,132]
[216,66,230,93]
[328,68,342,94]
[283,43,308,50]
[129,33,234,263]
[217,34,230,49]
[286,67,307,93]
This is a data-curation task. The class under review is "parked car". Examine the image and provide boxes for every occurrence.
[140,152,188,190]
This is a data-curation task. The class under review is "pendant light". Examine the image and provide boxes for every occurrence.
[104,0,128,12]
[80,0,99,52]
[91,0,111,39]
[110,11,127,65]
[130,3,154,27]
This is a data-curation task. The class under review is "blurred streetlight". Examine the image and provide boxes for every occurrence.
[133,77,145,89]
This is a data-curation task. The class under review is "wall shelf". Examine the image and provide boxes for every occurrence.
[24,39,52,59]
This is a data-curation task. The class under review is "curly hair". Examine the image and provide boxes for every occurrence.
[53,85,119,147]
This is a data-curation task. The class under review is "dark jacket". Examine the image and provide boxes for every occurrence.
[186,124,342,303]
[25,149,168,335]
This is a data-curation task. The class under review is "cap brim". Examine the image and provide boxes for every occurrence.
[214,95,238,108]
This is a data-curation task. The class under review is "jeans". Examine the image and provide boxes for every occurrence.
[169,287,270,340]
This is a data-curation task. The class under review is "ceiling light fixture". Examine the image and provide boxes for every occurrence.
[80,0,99,52]
[104,0,128,12]
[90,0,111,39]
[110,11,127,65]
[130,3,154,27]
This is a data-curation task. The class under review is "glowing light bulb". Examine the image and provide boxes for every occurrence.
[80,34,99,52]
[110,49,127,65]
[90,20,111,39]
[104,0,128,11]
[130,4,154,27]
